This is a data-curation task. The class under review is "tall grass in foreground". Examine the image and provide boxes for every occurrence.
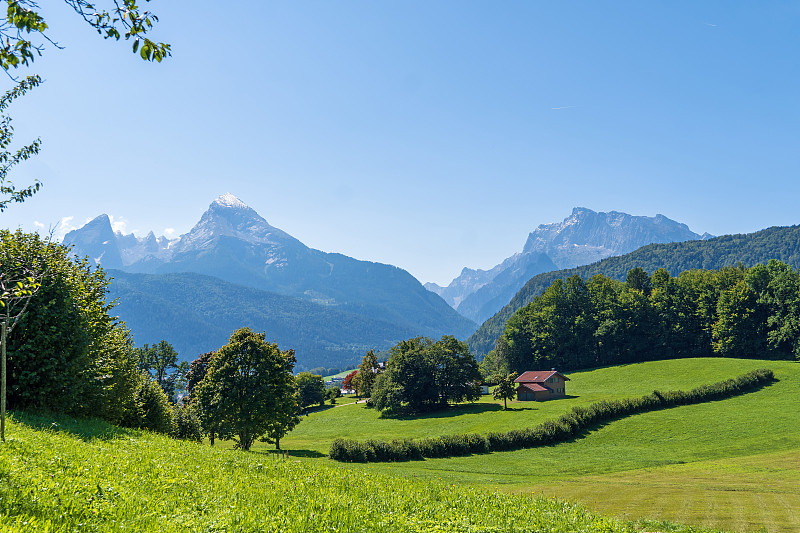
[329,369,775,462]
[0,412,671,532]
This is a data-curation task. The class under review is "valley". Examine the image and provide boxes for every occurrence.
[280,358,800,532]
[3,3,798,532]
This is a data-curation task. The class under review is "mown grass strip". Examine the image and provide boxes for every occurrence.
[329,368,775,462]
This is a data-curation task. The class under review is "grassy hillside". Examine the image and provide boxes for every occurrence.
[277,358,782,455]
[274,358,800,533]
[4,359,795,532]
[2,413,678,533]
[469,225,800,356]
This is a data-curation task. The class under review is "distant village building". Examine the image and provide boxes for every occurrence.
[514,370,569,401]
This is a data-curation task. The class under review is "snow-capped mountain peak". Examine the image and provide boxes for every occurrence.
[213,192,249,210]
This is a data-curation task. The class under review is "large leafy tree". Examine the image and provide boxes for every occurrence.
[1,229,138,421]
[184,350,215,442]
[1,0,170,72]
[371,336,480,414]
[185,351,213,402]
[428,336,480,408]
[195,328,299,451]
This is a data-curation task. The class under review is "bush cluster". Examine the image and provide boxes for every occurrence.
[329,368,775,462]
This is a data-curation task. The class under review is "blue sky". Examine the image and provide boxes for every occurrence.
[3,1,799,285]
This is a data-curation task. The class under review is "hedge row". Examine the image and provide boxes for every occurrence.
[328,368,775,462]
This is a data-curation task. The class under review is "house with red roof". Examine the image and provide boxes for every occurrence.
[514,370,569,401]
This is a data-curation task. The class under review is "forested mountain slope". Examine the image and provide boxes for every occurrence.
[468,225,800,357]
[108,270,420,371]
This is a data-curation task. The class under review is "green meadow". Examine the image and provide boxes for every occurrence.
[2,412,679,533]
[276,358,791,455]
[2,358,797,532]
[272,358,800,533]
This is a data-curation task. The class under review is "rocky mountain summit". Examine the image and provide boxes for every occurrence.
[63,215,175,269]
[428,208,710,324]
[522,207,711,269]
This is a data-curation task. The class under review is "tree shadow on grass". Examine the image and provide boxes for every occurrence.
[252,448,326,459]
[10,410,139,442]
[379,402,503,420]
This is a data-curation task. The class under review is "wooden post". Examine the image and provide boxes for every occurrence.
[2,319,7,443]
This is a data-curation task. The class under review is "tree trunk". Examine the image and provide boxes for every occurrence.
[503,397,507,410]
[1,320,6,442]
[209,431,215,446]
[275,437,281,450]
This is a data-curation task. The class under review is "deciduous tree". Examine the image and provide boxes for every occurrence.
[296,372,326,409]
[371,336,480,414]
[0,75,42,212]
[134,339,185,401]
[194,328,298,451]
[342,370,358,395]
[2,229,138,422]
[356,350,380,398]
[492,373,517,410]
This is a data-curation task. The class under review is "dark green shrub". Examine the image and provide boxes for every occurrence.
[125,375,175,434]
[172,403,203,442]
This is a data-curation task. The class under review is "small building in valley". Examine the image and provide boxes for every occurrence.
[514,370,569,401]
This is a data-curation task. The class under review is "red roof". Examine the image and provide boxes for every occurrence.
[514,370,570,383]
[517,383,549,393]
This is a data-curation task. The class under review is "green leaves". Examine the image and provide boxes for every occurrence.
[495,261,800,375]
[0,75,43,212]
[0,0,171,71]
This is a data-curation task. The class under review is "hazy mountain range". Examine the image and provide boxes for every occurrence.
[63,194,475,368]
[426,208,711,324]
[64,197,735,371]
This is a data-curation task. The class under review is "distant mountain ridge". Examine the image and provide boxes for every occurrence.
[64,194,477,361]
[428,207,709,324]
[468,224,800,358]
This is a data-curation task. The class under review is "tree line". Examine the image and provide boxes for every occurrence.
[469,225,800,358]
[481,261,800,377]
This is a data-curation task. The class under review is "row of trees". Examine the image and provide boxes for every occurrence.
[483,262,800,377]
